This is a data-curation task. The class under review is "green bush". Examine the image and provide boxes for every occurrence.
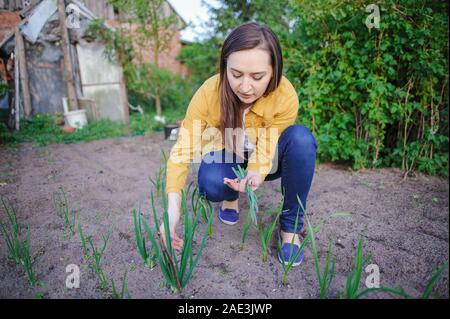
[0,81,7,97]
[179,0,448,178]
[126,63,194,115]
[178,38,221,87]
[285,0,448,177]
[2,0,448,179]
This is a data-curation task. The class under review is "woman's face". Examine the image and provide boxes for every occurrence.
[226,48,273,105]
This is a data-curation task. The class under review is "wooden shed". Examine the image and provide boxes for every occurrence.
[0,0,130,130]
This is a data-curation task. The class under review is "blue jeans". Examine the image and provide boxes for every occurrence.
[197,124,318,234]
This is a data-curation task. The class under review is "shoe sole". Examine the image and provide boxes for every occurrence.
[218,214,239,225]
[278,252,303,267]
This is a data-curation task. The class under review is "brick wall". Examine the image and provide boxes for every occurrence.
[0,11,21,44]
[107,20,190,78]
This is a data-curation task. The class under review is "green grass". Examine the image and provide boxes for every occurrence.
[142,178,212,293]
[232,165,258,226]
[278,195,352,286]
[149,167,165,198]
[305,202,336,298]
[195,189,214,238]
[186,181,214,237]
[258,205,281,263]
[420,261,449,299]
[0,110,185,147]
[187,182,199,220]
[240,213,253,249]
[277,209,318,286]
[33,292,47,299]
[78,213,133,297]
[133,206,156,268]
[340,236,449,299]
[339,235,412,299]
[283,196,437,299]
[0,196,39,286]
[77,213,89,258]
[304,201,448,299]
[231,165,259,249]
[111,269,131,299]
[0,196,21,264]
[19,228,39,286]
[78,220,113,291]
[342,236,369,299]
[86,228,112,291]
[149,150,168,198]
[53,187,77,236]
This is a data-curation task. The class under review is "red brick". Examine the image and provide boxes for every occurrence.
[0,12,21,29]
[105,20,190,77]
[0,11,21,43]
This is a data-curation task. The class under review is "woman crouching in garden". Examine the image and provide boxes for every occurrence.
[163,22,317,266]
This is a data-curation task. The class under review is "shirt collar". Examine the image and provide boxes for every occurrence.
[250,97,265,117]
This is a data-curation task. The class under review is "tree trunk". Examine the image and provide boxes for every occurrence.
[154,41,161,116]
[15,28,32,119]
[155,92,161,116]
[58,0,79,112]
[14,39,20,130]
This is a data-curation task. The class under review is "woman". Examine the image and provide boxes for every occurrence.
[163,22,317,266]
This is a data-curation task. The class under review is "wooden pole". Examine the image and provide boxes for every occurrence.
[14,37,20,131]
[15,28,32,119]
[58,0,79,111]
[119,68,129,124]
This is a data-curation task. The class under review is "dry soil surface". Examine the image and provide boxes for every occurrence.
[0,133,448,299]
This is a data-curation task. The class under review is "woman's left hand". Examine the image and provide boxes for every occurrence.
[224,170,262,193]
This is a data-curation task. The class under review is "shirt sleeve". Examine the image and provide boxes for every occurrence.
[165,85,208,196]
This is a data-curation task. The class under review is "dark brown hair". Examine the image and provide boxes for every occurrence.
[218,22,283,153]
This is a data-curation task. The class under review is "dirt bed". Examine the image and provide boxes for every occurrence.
[0,133,448,299]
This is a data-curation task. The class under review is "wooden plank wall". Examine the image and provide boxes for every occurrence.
[0,0,116,20]
[81,0,116,20]
[0,0,40,11]
[1,0,184,28]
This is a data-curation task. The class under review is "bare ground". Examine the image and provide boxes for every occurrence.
[0,133,448,299]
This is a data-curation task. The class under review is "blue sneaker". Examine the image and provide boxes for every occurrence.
[218,207,239,225]
[278,243,304,267]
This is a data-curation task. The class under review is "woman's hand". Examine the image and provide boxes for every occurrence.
[223,170,262,192]
[160,192,184,251]
[159,222,184,251]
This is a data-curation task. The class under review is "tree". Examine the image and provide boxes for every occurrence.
[108,0,184,116]
[179,0,449,178]
[179,0,294,85]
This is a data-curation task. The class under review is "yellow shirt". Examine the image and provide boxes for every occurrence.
[166,73,299,196]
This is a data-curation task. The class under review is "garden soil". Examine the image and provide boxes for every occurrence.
[0,133,448,298]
